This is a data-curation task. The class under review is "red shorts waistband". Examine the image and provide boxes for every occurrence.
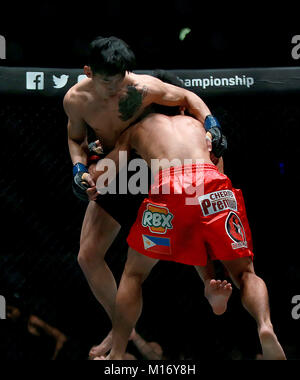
[157,163,217,178]
[151,163,218,191]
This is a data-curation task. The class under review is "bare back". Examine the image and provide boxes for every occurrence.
[129,114,213,172]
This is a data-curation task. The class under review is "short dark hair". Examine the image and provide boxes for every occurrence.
[88,36,136,77]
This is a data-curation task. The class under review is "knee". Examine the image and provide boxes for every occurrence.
[77,248,92,270]
[235,270,256,289]
[241,270,253,282]
[77,243,105,270]
[123,267,146,285]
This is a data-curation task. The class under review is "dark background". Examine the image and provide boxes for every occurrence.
[1,0,299,70]
[0,0,299,360]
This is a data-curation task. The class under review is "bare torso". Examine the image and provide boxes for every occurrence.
[129,114,213,173]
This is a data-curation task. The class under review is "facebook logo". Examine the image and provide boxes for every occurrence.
[0,295,6,319]
[26,72,45,90]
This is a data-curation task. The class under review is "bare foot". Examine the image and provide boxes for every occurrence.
[97,355,110,360]
[89,331,113,359]
[259,325,286,360]
[123,353,137,360]
[204,279,232,315]
[89,329,136,359]
[98,353,124,360]
[95,353,136,360]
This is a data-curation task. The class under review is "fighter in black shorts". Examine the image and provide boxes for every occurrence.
[63,36,223,358]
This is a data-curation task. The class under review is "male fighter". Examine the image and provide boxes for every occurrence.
[63,36,222,358]
[92,109,286,360]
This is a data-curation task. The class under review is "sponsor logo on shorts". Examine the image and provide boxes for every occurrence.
[225,212,248,250]
[198,190,237,216]
[142,204,173,234]
[142,235,171,255]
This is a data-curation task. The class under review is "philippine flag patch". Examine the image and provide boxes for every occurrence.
[142,235,171,255]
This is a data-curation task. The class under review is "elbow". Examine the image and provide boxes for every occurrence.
[69,136,84,145]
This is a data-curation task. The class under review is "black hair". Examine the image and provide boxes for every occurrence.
[88,36,136,77]
[151,70,186,116]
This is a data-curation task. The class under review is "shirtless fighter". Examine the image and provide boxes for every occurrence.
[63,36,221,358]
[92,108,286,360]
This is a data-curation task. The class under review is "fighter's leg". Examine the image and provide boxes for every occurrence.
[194,258,232,315]
[107,248,159,360]
[78,201,121,318]
[77,201,121,358]
[221,257,286,360]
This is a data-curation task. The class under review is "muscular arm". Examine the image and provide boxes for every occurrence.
[63,93,88,165]
[145,76,211,124]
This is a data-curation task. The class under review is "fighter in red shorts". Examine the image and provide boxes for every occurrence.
[91,104,286,360]
[127,165,253,266]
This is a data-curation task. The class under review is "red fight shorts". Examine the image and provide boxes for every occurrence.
[127,164,254,266]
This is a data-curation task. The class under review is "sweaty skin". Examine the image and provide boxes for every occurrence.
[91,114,286,362]
[129,113,213,171]
[91,113,214,183]
[64,69,212,359]
[87,114,230,359]
[64,72,211,166]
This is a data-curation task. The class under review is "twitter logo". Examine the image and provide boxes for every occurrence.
[53,74,69,88]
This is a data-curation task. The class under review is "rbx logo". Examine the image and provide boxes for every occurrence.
[26,72,45,90]
[0,295,6,319]
[0,35,5,59]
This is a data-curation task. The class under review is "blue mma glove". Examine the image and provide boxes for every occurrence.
[72,162,90,202]
[204,115,227,157]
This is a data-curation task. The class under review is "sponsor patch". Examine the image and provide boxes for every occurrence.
[225,212,248,250]
[142,235,171,255]
[198,190,237,216]
[142,204,173,234]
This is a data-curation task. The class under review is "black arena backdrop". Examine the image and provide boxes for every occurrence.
[0,67,300,360]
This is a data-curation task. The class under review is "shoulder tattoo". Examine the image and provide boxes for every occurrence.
[118,85,148,121]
